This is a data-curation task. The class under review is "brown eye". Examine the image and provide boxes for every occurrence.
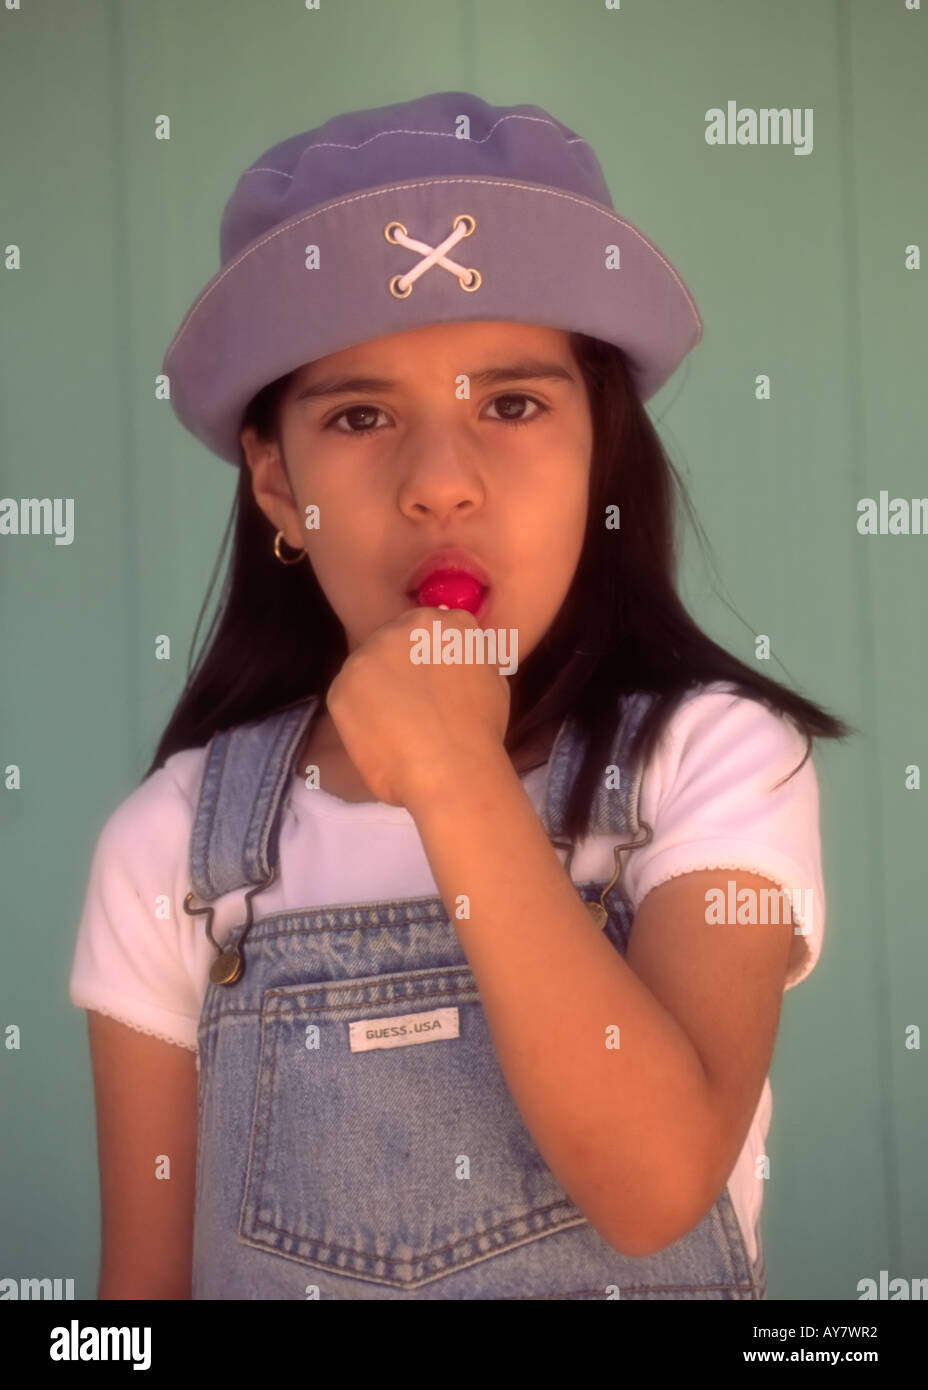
[327,405,387,435]
[485,394,547,427]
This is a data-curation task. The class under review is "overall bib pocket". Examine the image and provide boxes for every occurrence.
[238,963,587,1289]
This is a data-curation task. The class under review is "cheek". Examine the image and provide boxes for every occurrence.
[304,500,383,599]
[538,482,588,552]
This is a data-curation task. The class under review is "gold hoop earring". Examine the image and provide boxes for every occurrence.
[274,530,305,565]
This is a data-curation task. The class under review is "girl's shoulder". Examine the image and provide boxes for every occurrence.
[87,744,209,870]
[641,679,813,775]
[71,745,213,1051]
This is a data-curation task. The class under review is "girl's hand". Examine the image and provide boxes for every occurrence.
[325,606,511,809]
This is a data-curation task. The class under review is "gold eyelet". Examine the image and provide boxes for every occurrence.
[452,213,476,236]
[389,274,413,298]
[384,221,407,243]
[458,268,481,292]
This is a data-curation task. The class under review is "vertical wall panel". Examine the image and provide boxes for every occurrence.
[845,0,927,1279]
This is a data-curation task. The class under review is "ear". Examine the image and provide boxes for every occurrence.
[240,424,303,547]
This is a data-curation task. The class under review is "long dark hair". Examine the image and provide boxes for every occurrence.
[145,332,854,842]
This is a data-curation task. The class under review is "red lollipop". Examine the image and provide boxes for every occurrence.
[417,570,485,614]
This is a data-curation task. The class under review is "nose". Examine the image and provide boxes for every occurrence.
[396,424,486,519]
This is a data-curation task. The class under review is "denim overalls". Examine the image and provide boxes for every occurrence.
[184,689,766,1299]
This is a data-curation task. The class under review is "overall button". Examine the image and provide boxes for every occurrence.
[210,947,244,985]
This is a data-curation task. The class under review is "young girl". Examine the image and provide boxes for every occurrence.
[70,91,853,1300]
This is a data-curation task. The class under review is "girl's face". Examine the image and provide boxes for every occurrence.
[241,320,593,662]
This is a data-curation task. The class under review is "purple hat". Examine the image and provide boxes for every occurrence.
[162,90,703,466]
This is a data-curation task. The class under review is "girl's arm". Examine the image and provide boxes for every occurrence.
[406,751,795,1258]
[86,1012,197,1299]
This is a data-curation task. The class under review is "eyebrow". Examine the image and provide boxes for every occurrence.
[293,359,577,404]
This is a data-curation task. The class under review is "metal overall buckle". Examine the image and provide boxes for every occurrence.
[551,822,653,929]
[183,865,277,987]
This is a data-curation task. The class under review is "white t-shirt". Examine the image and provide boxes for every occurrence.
[69,681,826,1267]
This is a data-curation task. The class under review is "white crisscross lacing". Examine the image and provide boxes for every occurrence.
[386,215,480,294]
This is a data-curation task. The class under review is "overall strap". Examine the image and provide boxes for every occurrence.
[188,695,319,901]
[187,686,659,903]
[540,689,658,843]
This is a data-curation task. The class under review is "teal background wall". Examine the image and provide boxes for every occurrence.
[1,0,925,1302]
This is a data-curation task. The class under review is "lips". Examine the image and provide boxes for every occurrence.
[405,547,492,595]
[404,549,492,619]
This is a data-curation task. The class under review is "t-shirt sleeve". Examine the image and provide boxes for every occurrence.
[621,685,826,990]
[68,763,202,1051]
